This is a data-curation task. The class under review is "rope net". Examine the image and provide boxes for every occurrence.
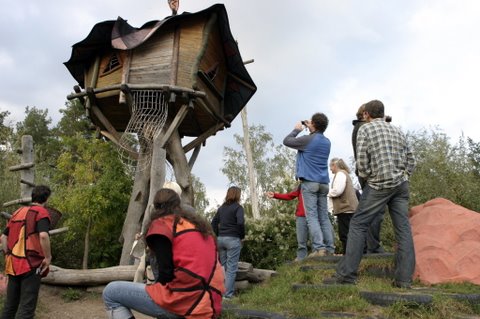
[118,90,168,171]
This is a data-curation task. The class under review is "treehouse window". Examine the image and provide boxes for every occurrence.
[101,53,122,76]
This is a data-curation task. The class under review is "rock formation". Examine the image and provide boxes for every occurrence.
[410,198,480,285]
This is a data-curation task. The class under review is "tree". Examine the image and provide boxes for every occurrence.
[14,106,58,184]
[408,128,480,212]
[241,108,260,219]
[191,174,209,215]
[15,106,52,148]
[54,99,92,138]
[0,111,19,213]
[222,124,297,216]
[49,136,132,268]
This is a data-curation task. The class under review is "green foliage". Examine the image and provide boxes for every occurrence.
[49,136,132,268]
[241,210,297,269]
[191,174,209,214]
[221,124,297,216]
[408,128,480,212]
[15,106,52,148]
[0,111,20,219]
[61,288,81,302]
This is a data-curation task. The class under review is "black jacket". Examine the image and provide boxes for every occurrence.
[211,202,245,239]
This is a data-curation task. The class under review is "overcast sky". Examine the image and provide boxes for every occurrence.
[1,0,479,208]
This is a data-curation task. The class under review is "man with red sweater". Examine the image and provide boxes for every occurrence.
[266,186,309,261]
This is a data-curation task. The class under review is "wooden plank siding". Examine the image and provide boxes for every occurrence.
[129,29,175,85]
[177,16,205,89]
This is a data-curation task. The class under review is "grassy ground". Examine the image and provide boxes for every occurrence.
[222,254,480,319]
[0,255,478,318]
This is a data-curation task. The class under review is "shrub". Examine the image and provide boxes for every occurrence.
[241,212,297,269]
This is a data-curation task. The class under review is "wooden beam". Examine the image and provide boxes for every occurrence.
[183,122,225,153]
[90,56,100,88]
[158,104,190,148]
[67,84,206,101]
[9,163,35,172]
[119,50,132,105]
[20,179,36,187]
[3,197,31,208]
[228,71,257,92]
[49,227,69,235]
[196,97,231,126]
[170,27,180,85]
[188,145,201,169]
[99,130,139,161]
[86,90,121,142]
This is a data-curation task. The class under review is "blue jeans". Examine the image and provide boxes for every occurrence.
[336,181,415,285]
[366,212,385,253]
[296,216,309,260]
[217,236,242,298]
[103,281,182,319]
[301,181,335,253]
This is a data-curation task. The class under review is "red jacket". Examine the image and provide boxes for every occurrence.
[146,215,224,319]
[273,187,305,217]
[4,205,50,276]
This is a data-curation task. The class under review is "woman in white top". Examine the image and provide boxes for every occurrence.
[328,158,359,254]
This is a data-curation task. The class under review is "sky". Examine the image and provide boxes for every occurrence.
[1,0,480,209]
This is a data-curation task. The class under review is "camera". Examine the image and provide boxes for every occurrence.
[301,120,307,125]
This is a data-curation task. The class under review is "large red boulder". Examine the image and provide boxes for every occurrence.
[410,198,480,285]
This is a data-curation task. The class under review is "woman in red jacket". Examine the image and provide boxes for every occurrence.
[103,188,224,319]
[266,185,310,261]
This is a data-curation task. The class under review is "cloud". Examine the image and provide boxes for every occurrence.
[2,0,480,207]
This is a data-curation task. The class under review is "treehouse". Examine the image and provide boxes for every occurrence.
[64,3,256,148]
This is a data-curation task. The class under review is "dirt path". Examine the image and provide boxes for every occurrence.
[36,285,153,319]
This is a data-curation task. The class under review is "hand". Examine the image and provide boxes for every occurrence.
[265,191,274,198]
[294,122,303,131]
[39,257,51,275]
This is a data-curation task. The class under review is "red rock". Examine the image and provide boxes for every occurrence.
[410,198,480,285]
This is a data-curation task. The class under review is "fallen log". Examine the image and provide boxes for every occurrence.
[41,265,137,286]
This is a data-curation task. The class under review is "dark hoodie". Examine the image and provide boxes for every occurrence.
[352,119,366,160]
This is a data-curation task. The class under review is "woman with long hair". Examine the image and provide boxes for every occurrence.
[328,158,359,254]
[103,188,224,319]
[211,186,245,299]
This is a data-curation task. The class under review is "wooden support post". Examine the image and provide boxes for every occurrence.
[158,104,190,148]
[20,136,34,199]
[166,130,193,205]
[119,151,152,266]
[188,145,201,169]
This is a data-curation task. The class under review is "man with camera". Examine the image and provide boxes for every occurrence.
[283,113,335,257]
[325,100,416,288]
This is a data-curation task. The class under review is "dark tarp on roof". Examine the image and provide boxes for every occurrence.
[64,3,256,122]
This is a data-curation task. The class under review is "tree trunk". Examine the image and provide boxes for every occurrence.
[42,265,137,286]
[119,152,151,265]
[82,217,91,269]
[241,108,259,219]
[166,130,193,205]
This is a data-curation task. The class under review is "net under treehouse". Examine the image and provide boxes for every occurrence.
[64,4,256,172]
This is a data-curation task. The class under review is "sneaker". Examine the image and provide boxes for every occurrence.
[323,275,356,285]
[307,250,327,258]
